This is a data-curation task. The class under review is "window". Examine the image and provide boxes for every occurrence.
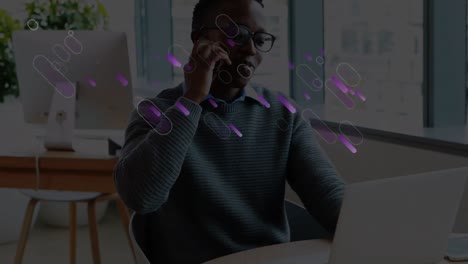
[323,0,424,130]
[100,0,137,89]
[137,0,466,130]
[171,0,290,95]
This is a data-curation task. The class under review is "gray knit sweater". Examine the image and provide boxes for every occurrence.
[114,83,345,264]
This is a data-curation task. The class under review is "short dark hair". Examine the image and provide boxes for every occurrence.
[191,0,264,32]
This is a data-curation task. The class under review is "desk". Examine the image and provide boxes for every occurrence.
[0,139,118,193]
[204,239,468,264]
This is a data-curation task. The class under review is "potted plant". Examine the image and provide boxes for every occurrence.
[0,9,37,245]
[0,9,21,103]
[23,0,109,30]
[0,0,108,103]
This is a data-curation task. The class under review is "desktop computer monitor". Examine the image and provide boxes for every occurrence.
[12,30,134,150]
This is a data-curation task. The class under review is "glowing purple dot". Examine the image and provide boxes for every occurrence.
[116,73,128,87]
[288,62,295,70]
[87,78,96,87]
[278,94,296,114]
[227,39,236,47]
[303,92,311,100]
[229,124,243,137]
[305,54,313,61]
[338,134,357,154]
[257,95,271,108]
[166,54,182,68]
[320,49,326,56]
[175,101,190,116]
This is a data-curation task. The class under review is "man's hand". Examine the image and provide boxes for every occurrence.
[183,38,232,104]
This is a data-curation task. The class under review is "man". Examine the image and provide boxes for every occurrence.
[114,0,345,263]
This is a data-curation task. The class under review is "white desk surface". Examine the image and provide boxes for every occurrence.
[204,237,468,264]
[204,240,330,264]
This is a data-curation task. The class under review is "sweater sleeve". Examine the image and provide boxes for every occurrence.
[286,113,346,235]
[114,96,202,214]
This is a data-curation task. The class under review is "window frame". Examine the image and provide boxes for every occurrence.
[288,0,325,105]
[134,0,174,97]
[423,0,467,127]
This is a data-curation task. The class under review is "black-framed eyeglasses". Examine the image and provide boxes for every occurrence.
[199,24,276,52]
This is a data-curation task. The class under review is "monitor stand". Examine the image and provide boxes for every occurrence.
[43,83,77,151]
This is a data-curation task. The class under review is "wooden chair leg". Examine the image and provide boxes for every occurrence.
[14,198,39,264]
[69,202,77,264]
[116,198,137,263]
[88,200,101,264]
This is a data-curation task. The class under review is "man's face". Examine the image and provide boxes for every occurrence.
[194,0,268,88]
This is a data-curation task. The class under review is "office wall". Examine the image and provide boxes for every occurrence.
[286,137,468,232]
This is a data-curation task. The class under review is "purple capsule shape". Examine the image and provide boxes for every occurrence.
[63,31,83,55]
[217,70,233,84]
[168,44,197,73]
[208,98,218,108]
[136,99,173,135]
[215,14,240,38]
[52,44,71,62]
[26,19,39,31]
[167,54,182,68]
[116,73,129,87]
[296,64,323,91]
[229,124,243,137]
[336,62,361,87]
[32,54,76,98]
[338,121,364,145]
[278,94,296,114]
[204,112,231,139]
[338,134,357,154]
[87,78,97,87]
[257,95,271,108]
[331,76,350,94]
[301,109,337,144]
[175,101,190,116]
[325,78,355,109]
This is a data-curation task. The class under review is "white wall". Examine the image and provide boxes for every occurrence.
[286,137,468,232]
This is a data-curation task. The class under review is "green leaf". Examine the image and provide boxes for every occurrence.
[96,1,108,18]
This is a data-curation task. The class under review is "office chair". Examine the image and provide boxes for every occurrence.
[128,199,331,264]
[15,190,137,264]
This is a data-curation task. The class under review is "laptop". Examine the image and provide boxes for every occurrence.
[203,167,467,264]
[329,166,468,264]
